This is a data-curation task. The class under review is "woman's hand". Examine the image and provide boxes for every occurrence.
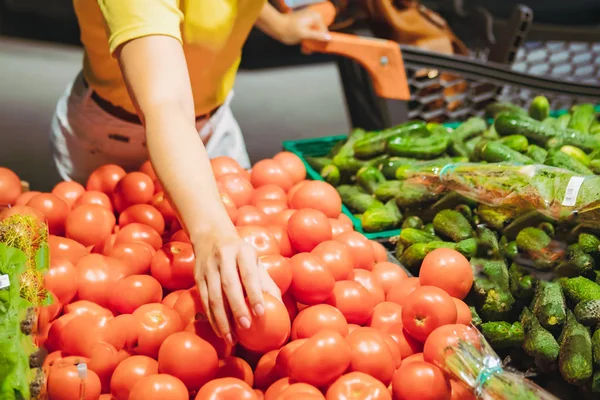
[193,230,281,346]
[256,4,331,46]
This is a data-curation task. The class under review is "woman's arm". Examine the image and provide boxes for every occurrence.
[116,35,271,344]
[256,3,330,44]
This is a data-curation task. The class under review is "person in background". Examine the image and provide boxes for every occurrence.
[50,0,330,345]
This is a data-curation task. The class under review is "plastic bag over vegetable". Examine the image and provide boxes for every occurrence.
[397,162,600,227]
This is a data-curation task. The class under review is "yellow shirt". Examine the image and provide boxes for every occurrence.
[74,0,265,116]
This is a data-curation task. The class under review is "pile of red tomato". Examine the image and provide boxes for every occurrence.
[0,155,478,400]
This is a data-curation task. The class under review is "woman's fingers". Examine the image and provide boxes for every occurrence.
[237,244,265,317]
[206,259,234,345]
[259,265,282,301]
[218,244,252,330]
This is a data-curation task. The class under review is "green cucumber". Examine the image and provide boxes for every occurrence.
[532,281,567,332]
[320,164,340,186]
[485,102,527,119]
[558,310,593,386]
[361,199,403,233]
[356,166,386,194]
[574,300,600,326]
[450,117,487,158]
[528,96,550,121]
[481,321,524,349]
[474,139,533,164]
[337,185,382,213]
[526,144,548,163]
[386,129,450,160]
[498,135,529,152]
[432,209,474,242]
[352,121,427,158]
[568,104,596,133]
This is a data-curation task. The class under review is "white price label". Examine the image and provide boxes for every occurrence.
[562,176,585,207]
[0,274,10,289]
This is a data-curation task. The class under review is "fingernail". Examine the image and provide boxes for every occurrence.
[225,334,234,345]
[239,316,251,330]
[254,304,265,317]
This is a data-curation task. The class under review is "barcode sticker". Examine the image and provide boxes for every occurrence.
[562,176,586,207]
[0,274,10,289]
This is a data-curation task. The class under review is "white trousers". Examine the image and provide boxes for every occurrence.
[50,73,250,184]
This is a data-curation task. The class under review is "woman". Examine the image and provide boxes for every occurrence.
[51,0,330,345]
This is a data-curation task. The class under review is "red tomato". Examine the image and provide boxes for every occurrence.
[329,218,352,237]
[114,222,162,250]
[236,205,269,226]
[371,241,388,263]
[170,229,191,244]
[351,269,386,304]
[15,190,40,206]
[288,329,351,387]
[108,241,155,276]
[453,297,472,325]
[211,156,244,178]
[65,204,116,247]
[347,324,360,334]
[264,377,293,400]
[368,301,403,331]
[195,377,258,400]
[386,277,421,306]
[63,300,114,319]
[279,383,324,399]
[86,164,126,194]
[104,314,140,351]
[47,364,102,400]
[151,192,177,224]
[276,339,308,377]
[158,331,218,391]
[292,304,348,340]
[88,341,127,392]
[215,356,254,387]
[338,213,353,226]
[334,231,375,270]
[237,226,280,257]
[48,235,88,265]
[254,350,280,390]
[289,253,335,305]
[111,275,163,314]
[0,167,22,205]
[381,331,403,369]
[218,173,254,208]
[139,160,158,180]
[371,261,409,295]
[161,289,183,308]
[251,184,287,204]
[118,204,165,235]
[260,254,292,294]
[27,193,69,235]
[151,241,196,291]
[72,190,113,211]
[419,248,474,300]
[52,181,85,208]
[37,291,62,333]
[129,374,189,400]
[251,159,294,191]
[289,181,341,218]
[255,199,288,221]
[287,209,332,252]
[310,240,353,281]
[60,314,109,357]
[132,303,184,358]
[391,361,451,400]
[271,209,296,227]
[173,287,203,325]
[273,151,306,184]
[265,225,294,257]
[402,286,458,342]
[423,324,480,368]
[325,280,374,325]
[402,352,425,365]
[91,233,117,256]
[236,293,291,353]
[43,313,77,353]
[185,318,234,359]
[76,254,126,307]
[450,379,476,400]
[113,172,155,212]
[345,327,396,386]
[282,292,299,321]
[45,259,78,304]
[326,372,391,400]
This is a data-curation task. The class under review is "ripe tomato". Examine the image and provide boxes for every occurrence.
[311,240,353,281]
[66,204,116,247]
[347,324,360,334]
[371,241,388,263]
[218,173,254,208]
[287,209,332,252]
[195,377,258,400]
[135,160,155,179]
[60,314,109,357]
[129,374,189,400]
[72,190,113,211]
[423,324,480,368]
[345,327,396,385]
[289,253,335,305]
[391,361,451,400]
[419,248,474,300]
[162,290,184,308]
[292,304,348,340]
[108,241,155,275]
[237,226,280,257]
[88,341,127,392]
[325,280,374,325]
[371,262,409,295]
[86,164,126,194]
[282,292,299,321]
[401,286,458,342]
[368,301,403,331]
[44,313,77,353]
[113,172,155,212]
[402,352,425,365]
[37,291,62,333]
[453,297,472,325]
[326,372,391,400]
[334,231,375,270]
[260,254,292,294]
[0,167,22,205]
[151,192,177,224]
[450,379,476,400]
[150,241,196,290]
[211,156,244,178]
[253,350,280,390]
[114,222,162,250]
[279,383,324,399]
[27,193,69,235]
[329,218,352,237]
[76,254,126,307]
[275,338,307,377]
[63,300,114,319]
[104,314,140,351]
[45,259,78,305]
[158,331,218,391]
[264,377,293,400]
[132,303,184,358]
[236,205,269,226]
[386,277,421,306]
[250,159,294,191]
[48,235,88,265]
[271,209,296,227]
[15,190,40,206]
[236,293,291,353]
[288,329,351,387]
[351,269,385,304]
[265,225,294,257]
[170,229,191,244]
[91,233,117,256]
[185,317,234,358]
[251,184,287,204]
[47,364,102,400]
[273,151,306,184]
[111,275,163,314]
[254,199,288,221]
[289,181,341,218]
[118,204,166,235]
[215,356,254,387]
[173,287,203,325]
[52,181,85,208]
